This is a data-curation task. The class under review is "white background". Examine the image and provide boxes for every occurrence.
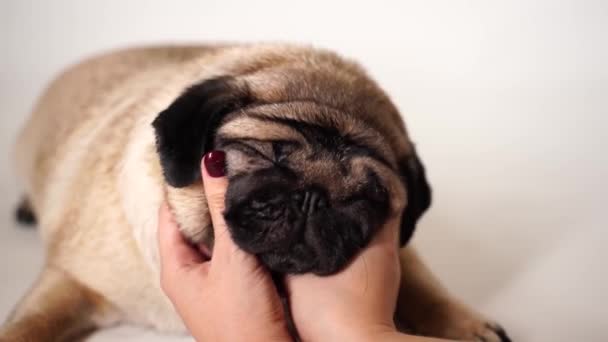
[1,1,607,341]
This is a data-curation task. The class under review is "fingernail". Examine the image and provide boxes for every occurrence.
[204,151,226,177]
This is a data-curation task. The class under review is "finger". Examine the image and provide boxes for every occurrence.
[200,151,236,254]
[362,216,402,273]
[345,215,401,277]
[369,214,401,248]
[157,201,206,274]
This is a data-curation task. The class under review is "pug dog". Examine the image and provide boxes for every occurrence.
[1,44,510,342]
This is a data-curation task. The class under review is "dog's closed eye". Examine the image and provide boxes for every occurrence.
[221,139,300,162]
[271,140,301,163]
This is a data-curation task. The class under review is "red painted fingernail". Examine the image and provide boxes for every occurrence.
[204,151,226,177]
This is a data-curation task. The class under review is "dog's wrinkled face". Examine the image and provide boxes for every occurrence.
[215,105,395,275]
[153,75,431,276]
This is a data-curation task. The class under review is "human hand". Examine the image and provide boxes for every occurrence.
[158,151,291,342]
[285,213,403,341]
[286,215,450,342]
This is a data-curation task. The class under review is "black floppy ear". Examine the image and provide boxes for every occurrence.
[398,148,432,246]
[152,76,252,187]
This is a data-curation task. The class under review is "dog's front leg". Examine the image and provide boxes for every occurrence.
[395,246,511,342]
[1,267,113,342]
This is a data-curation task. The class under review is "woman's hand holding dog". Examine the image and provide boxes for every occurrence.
[158,151,291,342]
[158,151,447,342]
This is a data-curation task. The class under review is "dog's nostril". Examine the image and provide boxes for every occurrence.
[303,189,328,213]
[317,196,328,209]
[291,192,304,204]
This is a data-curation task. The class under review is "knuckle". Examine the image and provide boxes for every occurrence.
[205,192,226,208]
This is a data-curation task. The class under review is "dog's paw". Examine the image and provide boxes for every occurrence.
[15,197,36,226]
[429,316,511,342]
[398,302,512,342]
[471,322,511,342]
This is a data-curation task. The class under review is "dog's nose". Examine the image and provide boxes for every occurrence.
[295,188,328,214]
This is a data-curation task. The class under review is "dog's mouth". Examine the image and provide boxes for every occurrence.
[257,244,318,274]
[251,241,353,276]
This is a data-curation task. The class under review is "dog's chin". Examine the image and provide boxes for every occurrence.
[226,216,370,276]
[257,244,349,276]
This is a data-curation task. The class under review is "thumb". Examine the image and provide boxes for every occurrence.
[201,151,235,254]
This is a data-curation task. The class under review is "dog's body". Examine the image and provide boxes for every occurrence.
[2,44,510,341]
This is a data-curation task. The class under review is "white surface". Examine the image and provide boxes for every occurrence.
[1,1,607,341]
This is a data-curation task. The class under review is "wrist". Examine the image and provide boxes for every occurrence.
[191,320,292,342]
[294,305,397,342]
[356,330,454,342]
[311,316,396,342]
[239,322,292,342]
[349,323,397,342]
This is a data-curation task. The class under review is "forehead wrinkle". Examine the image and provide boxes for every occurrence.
[244,102,396,166]
[246,101,351,129]
[220,102,397,168]
[217,115,306,142]
[253,113,395,169]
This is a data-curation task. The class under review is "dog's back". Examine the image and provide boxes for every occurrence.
[14,46,211,238]
[12,45,220,332]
